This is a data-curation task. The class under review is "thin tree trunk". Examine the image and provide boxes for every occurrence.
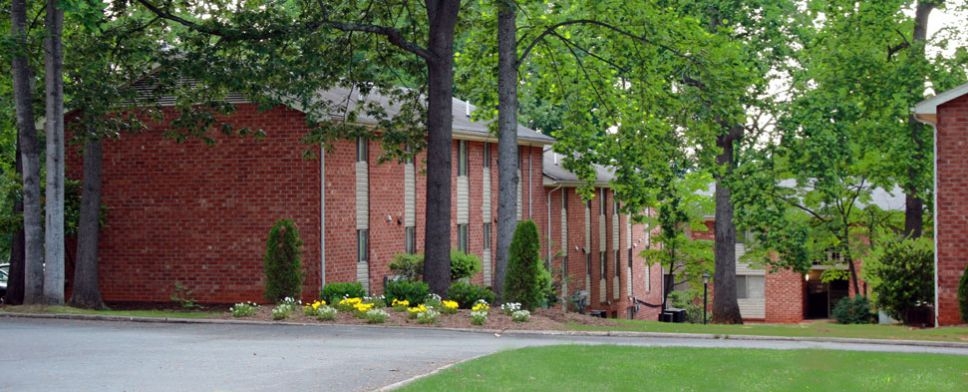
[712,127,743,324]
[11,0,45,305]
[903,1,934,238]
[43,0,66,305]
[69,138,105,309]
[6,133,26,305]
[493,0,518,301]
[421,0,460,295]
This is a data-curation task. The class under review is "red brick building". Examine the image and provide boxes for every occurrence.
[72,86,662,319]
[915,81,968,326]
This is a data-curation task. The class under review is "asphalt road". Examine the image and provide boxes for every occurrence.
[1,317,966,392]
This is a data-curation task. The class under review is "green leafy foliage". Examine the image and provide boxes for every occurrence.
[959,264,968,323]
[263,219,303,302]
[668,290,707,324]
[832,296,874,324]
[449,250,481,281]
[446,281,495,309]
[385,279,431,306]
[389,253,424,281]
[320,282,366,303]
[504,221,543,310]
[864,236,934,323]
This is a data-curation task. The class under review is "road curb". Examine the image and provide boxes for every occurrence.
[3,311,967,349]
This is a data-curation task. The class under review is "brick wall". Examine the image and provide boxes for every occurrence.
[936,94,968,325]
[764,269,805,323]
[74,104,322,304]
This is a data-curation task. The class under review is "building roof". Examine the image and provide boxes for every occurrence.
[913,81,968,125]
[141,80,554,146]
[542,147,615,187]
[306,85,554,146]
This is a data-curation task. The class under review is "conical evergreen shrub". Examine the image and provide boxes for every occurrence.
[504,220,542,310]
[264,219,304,302]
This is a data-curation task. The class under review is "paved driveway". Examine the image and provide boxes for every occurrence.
[1,317,966,391]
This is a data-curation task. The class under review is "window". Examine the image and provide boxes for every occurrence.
[458,140,468,176]
[615,250,620,277]
[357,229,369,263]
[405,226,416,254]
[457,224,469,253]
[483,222,491,250]
[356,136,368,162]
[483,142,490,168]
[736,275,765,299]
[599,251,606,277]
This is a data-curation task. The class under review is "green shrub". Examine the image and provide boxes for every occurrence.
[960,264,968,323]
[504,220,543,310]
[536,262,556,308]
[389,253,424,281]
[385,279,431,305]
[865,237,934,323]
[321,282,366,303]
[446,281,496,308]
[263,219,304,302]
[669,290,706,324]
[832,296,874,324]
[450,250,482,281]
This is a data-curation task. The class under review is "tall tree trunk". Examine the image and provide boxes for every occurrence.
[11,0,45,305]
[493,0,518,301]
[903,1,934,238]
[43,0,66,305]
[712,127,743,324]
[6,134,26,305]
[69,138,105,309]
[421,0,461,296]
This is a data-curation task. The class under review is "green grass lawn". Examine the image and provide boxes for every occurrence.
[0,305,220,319]
[398,345,968,391]
[570,319,968,343]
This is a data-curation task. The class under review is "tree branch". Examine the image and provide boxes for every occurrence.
[517,19,691,68]
[134,0,432,60]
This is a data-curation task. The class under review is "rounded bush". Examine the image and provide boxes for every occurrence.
[865,237,933,323]
[385,279,430,305]
[321,282,366,304]
[446,281,496,308]
[832,296,873,324]
[450,251,481,281]
[263,219,304,302]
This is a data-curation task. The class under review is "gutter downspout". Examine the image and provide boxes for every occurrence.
[914,113,939,328]
[320,146,326,290]
[528,148,534,218]
[546,185,563,262]
[933,121,939,328]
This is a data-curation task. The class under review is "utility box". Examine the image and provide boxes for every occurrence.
[659,308,686,323]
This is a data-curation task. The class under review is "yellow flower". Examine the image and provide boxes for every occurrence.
[392,299,410,308]
[407,304,428,315]
[471,303,490,312]
[353,303,375,313]
[339,297,362,306]
[442,300,459,310]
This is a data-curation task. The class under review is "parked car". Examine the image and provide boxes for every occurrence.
[0,263,8,301]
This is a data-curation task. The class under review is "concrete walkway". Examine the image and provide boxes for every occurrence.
[1,315,966,391]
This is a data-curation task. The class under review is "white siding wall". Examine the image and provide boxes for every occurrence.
[355,161,369,292]
[482,167,491,285]
[736,244,766,319]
